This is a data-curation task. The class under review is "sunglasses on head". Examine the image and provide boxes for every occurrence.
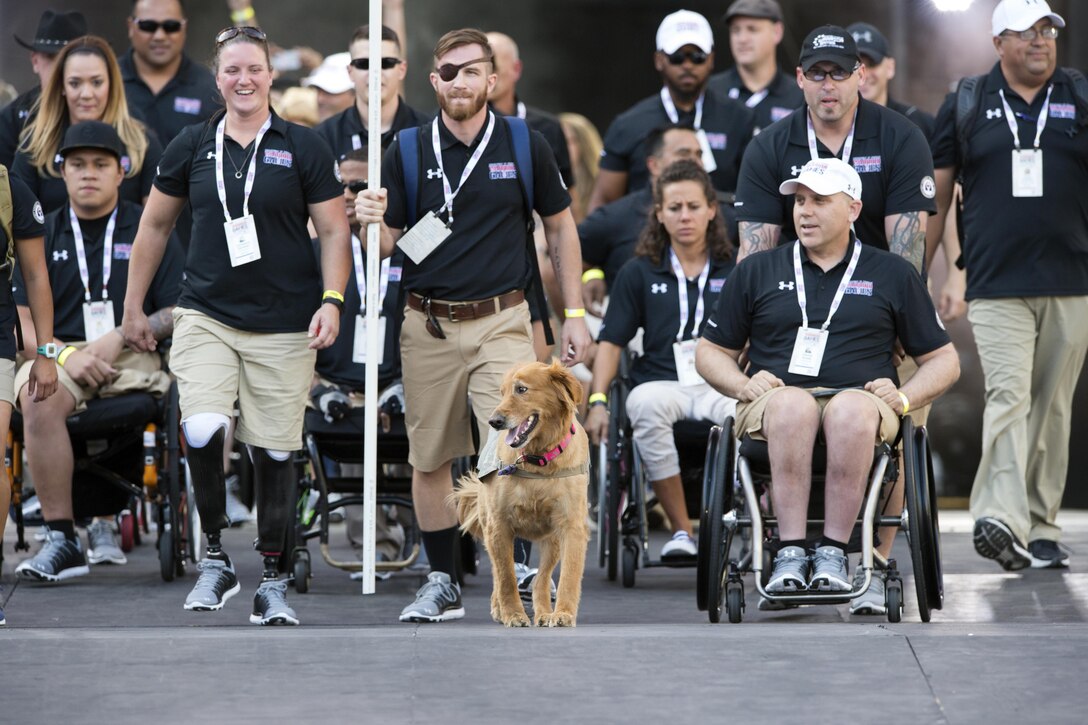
[215,26,267,45]
[349,57,401,71]
[345,179,368,193]
[435,57,491,82]
[134,18,186,34]
[803,64,859,82]
[665,49,709,65]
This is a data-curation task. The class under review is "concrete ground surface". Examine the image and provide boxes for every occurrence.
[2,510,1085,724]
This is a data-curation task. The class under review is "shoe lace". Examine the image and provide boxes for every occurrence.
[813,548,847,576]
[194,560,228,589]
[258,580,290,608]
[39,535,74,569]
[88,521,114,549]
[417,576,458,604]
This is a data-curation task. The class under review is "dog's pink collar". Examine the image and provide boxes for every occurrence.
[498,423,576,476]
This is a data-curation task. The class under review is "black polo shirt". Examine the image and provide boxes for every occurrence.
[12,200,183,343]
[599,88,756,193]
[580,187,737,289]
[154,110,343,332]
[888,98,936,142]
[382,112,570,300]
[314,237,402,391]
[0,87,40,169]
[703,238,949,388]
[315,96,431,160]
[931,64,1088,300]
[11,129,164,215]
[707,68,804,132]
[120,50,220,146]
[0,175,45,359]
[735,97,936,251]
[598,251,732,387]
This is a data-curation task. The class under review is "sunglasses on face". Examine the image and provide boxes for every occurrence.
[215,26,267,45]
[435,57,491,82]
[1001,25,1059,41]
[803,64,859,82]
[665,49,709,65]
[345,180,368,194]
[349,57,401,71]
[134,18,186,34]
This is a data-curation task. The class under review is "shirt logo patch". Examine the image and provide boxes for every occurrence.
[704,132,727,150]
[53,250,69,261]
[921,175,936,199]
[174,96,203,115]
[778,281,795,291]
[113,243,133,260]
[1050,103,1076,120]
[853,156,881,173]
[790,165,804,176]
[728,88,741,100]
[488,162,517,180]
[651,283,668,294]
[812,34,846,50]
[121,155,132,173]
[844,280,873,296]
[263,149,293,167]
[32,201,44,224]
[388,266,402,282]
[770,106,792,122]
[986,108,1003,120]
[426,168,443,179]
[709,278,725,293]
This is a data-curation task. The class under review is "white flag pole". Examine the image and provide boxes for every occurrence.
[361,0,383,595]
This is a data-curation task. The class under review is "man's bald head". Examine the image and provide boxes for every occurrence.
[486,31,522,103]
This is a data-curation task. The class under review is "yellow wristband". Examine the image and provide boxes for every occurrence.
[322,289,345,303]
[565,308,586,318]
[588,392,608,405]
[897,391,910,415]
[230,7,256,23]
[581,268,605,283]
[57,346,77,367]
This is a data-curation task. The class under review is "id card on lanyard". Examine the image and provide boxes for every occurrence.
[999,86,1052,198]
[668,249,710,387]
[396,112,497,264]
[215,114,272,267]
[661,88,717,173]
[787,240,862,377]
[350,233,390,364]
[70,206,118,341]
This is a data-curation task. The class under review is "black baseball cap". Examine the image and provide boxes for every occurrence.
[59,121,125,160]
[798,25,860,72]
[14,10,87,54]
[847,22,890,64]
[723,0,783,24]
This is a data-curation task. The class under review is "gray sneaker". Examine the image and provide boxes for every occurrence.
[184,557,241,611]
[15,530,89,582]
[225,475,254,526]
[399,571,464,623]
[766,546,809,593]
[515,562,556,604]
[250,580,299,626]
[87,520,127,565]
[849,561,887,615]
[809,545,851,592]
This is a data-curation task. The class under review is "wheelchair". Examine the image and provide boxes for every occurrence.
[696,411,943,624]
[596,355,715,588]
[5,380,196,582]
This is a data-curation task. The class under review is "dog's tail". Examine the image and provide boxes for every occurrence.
[450,472,485,539]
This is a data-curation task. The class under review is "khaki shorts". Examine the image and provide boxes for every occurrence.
[735,386,900,445]
[0,358,15,405]
[170,307,315,451]
[15,342,168,412]
[897,356,930,426]
[400,300,534,472]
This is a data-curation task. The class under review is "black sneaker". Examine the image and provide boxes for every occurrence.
[1029,539,1070,569]
[15,530,90,582]
[250,580,299,626]
[973,517,1031,571]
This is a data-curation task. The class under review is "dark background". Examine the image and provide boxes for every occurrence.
[1,0,1086,505]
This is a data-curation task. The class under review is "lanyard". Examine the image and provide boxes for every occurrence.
[668,248,710,341]
[69,206,117,303]
[998,85,1053,150]
[215,113,273,223]
[793,240,862,331]
[745,89,769,108]
[516,101,527,120]
[431,110,496,225]
[807,106,858,163]
[660,87,704,129]
[350,233,389,314]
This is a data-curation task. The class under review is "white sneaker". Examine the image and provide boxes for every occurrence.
[87,520,127,565]
[661,531,697,558]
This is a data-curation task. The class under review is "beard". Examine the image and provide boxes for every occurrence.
[437,86,488,121]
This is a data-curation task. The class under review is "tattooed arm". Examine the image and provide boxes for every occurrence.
[885,211,927,275]
[736,221,782,264]
[147,306,176,341]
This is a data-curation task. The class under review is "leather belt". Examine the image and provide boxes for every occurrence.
[408,290,525,339]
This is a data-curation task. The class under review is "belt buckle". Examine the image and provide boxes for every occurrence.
[447,302,470,322]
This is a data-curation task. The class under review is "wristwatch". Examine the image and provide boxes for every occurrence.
[36,343,60,359]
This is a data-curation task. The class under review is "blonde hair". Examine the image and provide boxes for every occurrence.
[21,36,148,179]
[559,112,602,223]
[275,86,318,127]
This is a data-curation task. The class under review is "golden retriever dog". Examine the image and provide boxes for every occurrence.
[454,360,589,627]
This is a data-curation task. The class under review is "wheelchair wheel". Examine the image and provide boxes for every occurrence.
[292,548,311,593]
[119,509,136,553]
[696,425,723,612]
[903,421,942,622]
[886,575,904,623]
[621,542,637,588]
[159,522,175,582]
[596,443,608,569]
[726,580,744,624]
[703,419,735,623]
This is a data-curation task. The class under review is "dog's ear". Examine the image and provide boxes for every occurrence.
[549,360,583,412]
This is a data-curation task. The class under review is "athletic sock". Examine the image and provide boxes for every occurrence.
[46,519,76,542]
[421,526,459,581]
[818,537,850,553]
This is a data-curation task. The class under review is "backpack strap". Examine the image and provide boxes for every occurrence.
[953,74,985,181]
[506,116,534,211]
[1061,67,1088,130]
[398,126,421,227]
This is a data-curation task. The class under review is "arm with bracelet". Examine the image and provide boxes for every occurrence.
[308,193,351,350]
[583,340,622,446]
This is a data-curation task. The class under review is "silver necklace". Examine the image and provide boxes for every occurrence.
[224,140,255,179]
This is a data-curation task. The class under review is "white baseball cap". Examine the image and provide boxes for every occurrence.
[656,10,714,54]
[779,158,862,201]
[991,0,1065,37]
[302,52,354,94]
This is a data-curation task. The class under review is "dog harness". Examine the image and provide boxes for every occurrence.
[497,424,588,479]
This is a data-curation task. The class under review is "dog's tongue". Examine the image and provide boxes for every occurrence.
[505,428,518,446]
